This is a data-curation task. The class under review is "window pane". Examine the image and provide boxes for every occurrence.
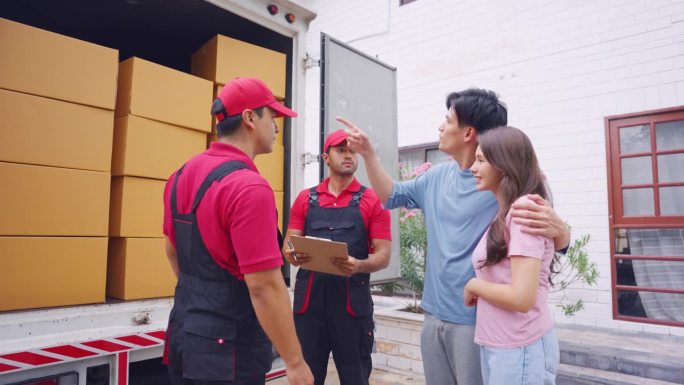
[398,150,424,179]
[657,153,684,183]
[620,124,651,154]
[622,188,654,216]
[660,187,684,216]
[426,148,451,165]
[617,290,648,318]
[656,120,684,151]
[615,228,684,256]
[620,156,652,185]
[616,259,684,289]
[617,290,684,322]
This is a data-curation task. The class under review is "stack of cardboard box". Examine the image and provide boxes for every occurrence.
[108,57,213,300]
[192,35,288,230]
[0,18,117,311]
[0,21,285,311]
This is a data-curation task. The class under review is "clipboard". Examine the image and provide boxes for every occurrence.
[289,235,349,276]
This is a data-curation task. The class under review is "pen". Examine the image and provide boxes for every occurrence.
[287,240,298,261]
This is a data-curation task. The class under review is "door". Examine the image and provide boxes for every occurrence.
[320,33,400,284]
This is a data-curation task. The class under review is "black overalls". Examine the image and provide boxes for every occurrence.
[292,187,375,385]
[166,161,272,385]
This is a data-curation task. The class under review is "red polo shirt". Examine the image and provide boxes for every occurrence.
[288,178,392,251]
[163,142,282,280]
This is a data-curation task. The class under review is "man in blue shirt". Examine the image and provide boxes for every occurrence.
[340,88,570,385]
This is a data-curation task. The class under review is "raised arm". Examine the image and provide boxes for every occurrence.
[338,116,395,203]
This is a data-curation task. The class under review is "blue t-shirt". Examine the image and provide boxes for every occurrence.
[386,161,498,325]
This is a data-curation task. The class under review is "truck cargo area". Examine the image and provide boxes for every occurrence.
[0,0,293,78]
[0,0,307,383]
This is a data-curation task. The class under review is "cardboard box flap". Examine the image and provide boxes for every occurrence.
[107,237,176,300]
[0,162,110,236]
[192,35,287,99]
[0,237,107,311]
[0,88,114,171]
[115,57,213,132]
[0,17,118,109]
[111,115,206,179]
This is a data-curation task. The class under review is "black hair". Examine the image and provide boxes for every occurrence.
[212,99,265,137]
[445,88,507,134]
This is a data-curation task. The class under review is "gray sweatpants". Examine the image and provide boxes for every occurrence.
[421,312,483,385]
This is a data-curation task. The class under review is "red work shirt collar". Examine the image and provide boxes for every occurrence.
[316,177,362,196]
[205,141,259,173]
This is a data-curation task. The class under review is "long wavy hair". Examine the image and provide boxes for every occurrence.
[478,126,558,283]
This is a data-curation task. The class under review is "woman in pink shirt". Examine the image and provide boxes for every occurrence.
[464,126,560,385]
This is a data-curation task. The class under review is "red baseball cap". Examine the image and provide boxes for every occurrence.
[213,77,297,121]
[323,129,349,153]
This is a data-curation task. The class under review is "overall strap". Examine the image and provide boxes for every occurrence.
[190,160,248,213]
[308,187,320,207]
[170,164,187,217]
[348,186,366,207]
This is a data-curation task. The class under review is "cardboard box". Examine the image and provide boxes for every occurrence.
[192,35,287,99]
[207,132,217,149]
[109,176,165,237]
[0,18,118,109]
[107,237,176,300]
[254,144,284,191]
[0,237,107,311]
[275,95,285,145]
[0,162,110,236]
[275,117,284,146]
[115,57,213,133]
[0,88,114,171]
[112,115,206,179]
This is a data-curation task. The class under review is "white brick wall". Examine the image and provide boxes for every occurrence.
[303,0,684,335]
[372,305,425,375]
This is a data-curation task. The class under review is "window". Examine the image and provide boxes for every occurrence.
[606,107,684,327]
[399,142,451,176]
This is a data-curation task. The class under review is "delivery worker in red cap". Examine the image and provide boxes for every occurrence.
[282,129,392,385]
[162,77,313,385]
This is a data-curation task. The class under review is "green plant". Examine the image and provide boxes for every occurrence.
[550,233,599,316]
[397,163,431,311]
[399,208,426,297]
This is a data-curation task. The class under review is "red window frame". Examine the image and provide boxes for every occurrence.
[605,106,684,327]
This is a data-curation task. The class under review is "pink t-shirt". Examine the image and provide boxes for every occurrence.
[471,196,555,348]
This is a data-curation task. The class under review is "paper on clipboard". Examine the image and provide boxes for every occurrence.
[289,235,349,276]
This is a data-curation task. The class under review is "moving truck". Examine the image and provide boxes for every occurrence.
[0,1,399,384]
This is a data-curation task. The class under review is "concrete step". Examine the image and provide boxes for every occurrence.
[560,340,684,383]
[557,325,684,384]
[558,363,682,385]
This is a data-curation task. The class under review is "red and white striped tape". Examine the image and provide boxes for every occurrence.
[0,330,166,374]
[0,329,287,382]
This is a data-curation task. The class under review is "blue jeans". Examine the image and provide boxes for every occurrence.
[480,328,559,385]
